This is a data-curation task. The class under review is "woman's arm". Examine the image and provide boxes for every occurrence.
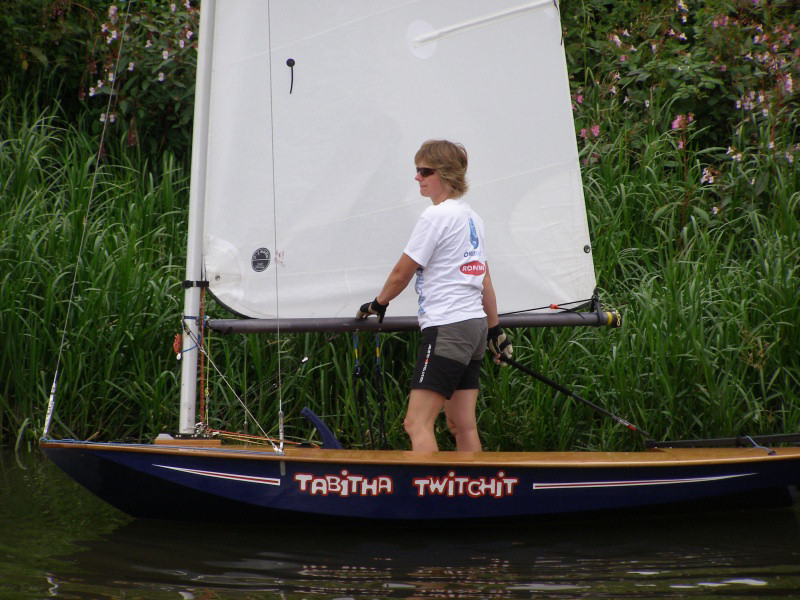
[376,253,420,305]
[481,263,500,328]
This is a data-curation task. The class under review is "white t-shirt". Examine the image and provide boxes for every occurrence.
[403,199,487,329]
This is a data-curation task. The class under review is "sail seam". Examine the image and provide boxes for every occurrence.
[412,0,554,46]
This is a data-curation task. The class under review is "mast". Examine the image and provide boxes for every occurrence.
[179,0,217,435]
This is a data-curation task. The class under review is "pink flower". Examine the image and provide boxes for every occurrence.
[591,125,600,137]
[580,128,588,139]
[713,16,729,29]
[671,113,693,130]
[620,54,627,62]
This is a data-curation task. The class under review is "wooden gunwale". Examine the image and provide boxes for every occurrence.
[38,439,800,468]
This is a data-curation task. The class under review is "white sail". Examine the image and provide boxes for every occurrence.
[201,0,595,321]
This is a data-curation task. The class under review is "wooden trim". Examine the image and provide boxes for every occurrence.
[153,437,222,447]
[39,439,800,468]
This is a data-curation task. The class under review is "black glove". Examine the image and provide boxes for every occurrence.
[487,325,512,361]
[356,298,388,323]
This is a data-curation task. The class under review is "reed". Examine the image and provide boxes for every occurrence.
[1,88,188,448]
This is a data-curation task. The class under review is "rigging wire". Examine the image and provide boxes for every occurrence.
[265,0,285,453]
[43,2,134,439]
[181,322,279,451]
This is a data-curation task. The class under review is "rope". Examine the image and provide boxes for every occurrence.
[373,334,387,449]
[499,296,595,317]
[352,333,367,447]
[43,1,134,439]
[206,428,318,448]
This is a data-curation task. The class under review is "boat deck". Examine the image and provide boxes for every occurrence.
[41,439,800,468]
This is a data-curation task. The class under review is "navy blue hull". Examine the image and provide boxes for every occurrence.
[40,440,800,522]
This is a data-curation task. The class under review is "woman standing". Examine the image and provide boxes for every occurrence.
[356,140,512,451]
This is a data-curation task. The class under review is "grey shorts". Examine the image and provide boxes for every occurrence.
[410,318,488,399]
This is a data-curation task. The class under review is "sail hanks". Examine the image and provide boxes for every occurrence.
[198,0,595,320]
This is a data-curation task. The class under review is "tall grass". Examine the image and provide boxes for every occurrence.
[3,58,799,451]
[1,87,187,449]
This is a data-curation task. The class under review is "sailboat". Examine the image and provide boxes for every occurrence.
[41,0,800,522]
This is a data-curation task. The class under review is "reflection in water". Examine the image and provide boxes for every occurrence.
[4,452,800,598]
[54,508,800,598]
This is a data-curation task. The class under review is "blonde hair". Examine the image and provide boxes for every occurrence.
[414,140,468,198]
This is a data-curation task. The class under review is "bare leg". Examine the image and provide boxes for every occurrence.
[404,389,446,451]
[445,389,481,452]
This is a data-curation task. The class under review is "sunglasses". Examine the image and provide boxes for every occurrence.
[416,167,437,177]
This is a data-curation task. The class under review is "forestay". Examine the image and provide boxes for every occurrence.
[199,0,595,321]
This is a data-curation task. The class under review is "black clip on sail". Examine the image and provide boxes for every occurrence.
[287,58,295,94]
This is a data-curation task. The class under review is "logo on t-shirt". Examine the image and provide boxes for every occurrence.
[468,218,479,249]
[460,261,486,276]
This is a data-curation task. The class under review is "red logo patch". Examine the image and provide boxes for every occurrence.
[460,261,486,276]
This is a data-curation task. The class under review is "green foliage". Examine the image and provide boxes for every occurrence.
[80,1,200,156]
[1,0,199,158]
[0,0,95,77]
[564,0,799,154]
[1,1,799,451]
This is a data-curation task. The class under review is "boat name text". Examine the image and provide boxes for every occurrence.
[294,471,393,496]
[412,471,519,498]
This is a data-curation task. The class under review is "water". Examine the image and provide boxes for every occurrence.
[3,450,800,599]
